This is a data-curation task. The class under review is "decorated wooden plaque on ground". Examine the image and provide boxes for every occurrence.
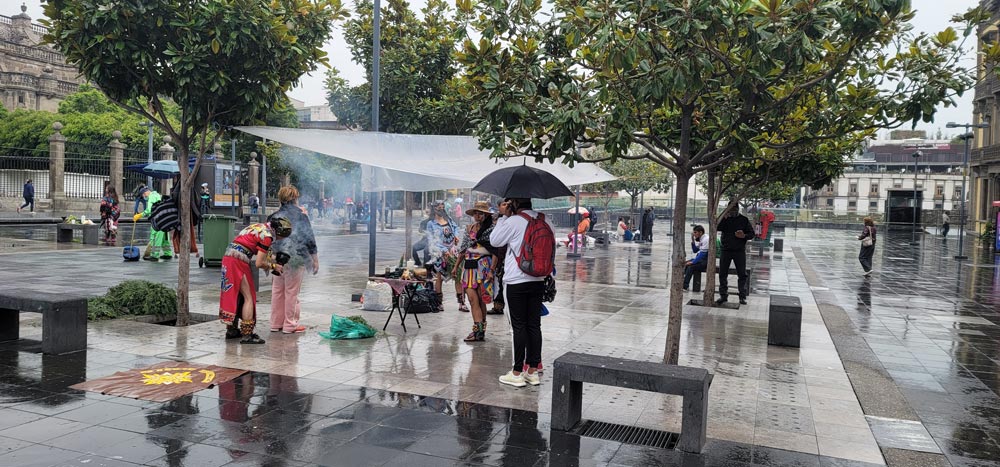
[70,362,246,402]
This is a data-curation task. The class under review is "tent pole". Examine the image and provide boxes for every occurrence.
[404,191,413,264]
[368,0,381,278]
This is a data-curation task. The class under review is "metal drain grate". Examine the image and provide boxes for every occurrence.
[574,420,679,450]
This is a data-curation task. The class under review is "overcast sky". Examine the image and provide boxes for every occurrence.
[18,0,981,138]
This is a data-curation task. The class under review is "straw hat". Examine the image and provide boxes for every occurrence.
[466,201,491,216]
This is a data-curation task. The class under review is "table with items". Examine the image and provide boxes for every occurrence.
[367,275,430,332]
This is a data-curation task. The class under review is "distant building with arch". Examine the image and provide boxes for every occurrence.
[0,4,82,112]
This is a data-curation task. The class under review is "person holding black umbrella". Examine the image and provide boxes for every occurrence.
[490,198,549,388]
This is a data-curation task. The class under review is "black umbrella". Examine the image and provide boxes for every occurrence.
[473,165,574,199]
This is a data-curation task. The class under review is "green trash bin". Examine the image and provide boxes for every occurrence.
[200,215,237,268]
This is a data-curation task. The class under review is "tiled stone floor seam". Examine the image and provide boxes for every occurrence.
[793,246,950,467]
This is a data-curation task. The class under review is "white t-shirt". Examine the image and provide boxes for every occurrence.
[942,213,950,224]
[489,210,546,285]
[696,233,710,252]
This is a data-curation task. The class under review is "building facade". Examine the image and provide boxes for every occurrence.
[804,140,966,219]
[0,4,82,112]
[971,0,1000,233]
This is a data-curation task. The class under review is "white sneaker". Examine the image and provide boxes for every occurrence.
[499,371,526,388]
[863,270,873,276]
[523,372,541,386]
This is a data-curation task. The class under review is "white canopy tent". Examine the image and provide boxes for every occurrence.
[234,126,616,191]
[234,126,617,277]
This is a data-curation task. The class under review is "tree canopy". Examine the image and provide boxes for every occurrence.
[42,0,344,324]
[457,0,978,364]
[325,0,470,134]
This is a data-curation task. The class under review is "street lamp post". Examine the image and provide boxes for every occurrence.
[910,150,921,245]
[945,121,990,260]
[140,121,154,189]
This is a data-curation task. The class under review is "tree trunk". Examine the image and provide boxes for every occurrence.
[702,169,721,304]
[176,147,192,326]
[663,172,689,365]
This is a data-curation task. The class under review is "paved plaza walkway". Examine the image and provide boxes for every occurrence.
[0,221,998,466]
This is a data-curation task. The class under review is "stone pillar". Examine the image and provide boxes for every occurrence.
[319,178,326,200]
[281,173,291,187]
[108,131,124,199]
[48,122,66,213]
[247,152,260,199]
[159,136,174,194]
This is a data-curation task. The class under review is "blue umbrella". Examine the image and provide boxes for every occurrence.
[125,158,201,180]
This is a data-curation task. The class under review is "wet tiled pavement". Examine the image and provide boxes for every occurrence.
[0,221,998,466]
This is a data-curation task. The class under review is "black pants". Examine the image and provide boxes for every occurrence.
[942,223,950,236]
[411,237,429,266]
[859,245,875,272]
[505,281,544,373]
[683,262,706,289]
[19,196,33,212]
[718,249,748,300]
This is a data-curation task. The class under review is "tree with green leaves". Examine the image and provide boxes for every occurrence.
[42,0,344,325]
[457,0,977,364]
[325,0,469,134]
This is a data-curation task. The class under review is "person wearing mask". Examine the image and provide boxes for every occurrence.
[716,207,755,305]
[490,198,549,388]
[683,225,709,291]
[170,176,202,258]
[133,187,174,261]
[455,202,497,342]
[16,179,34,213]
[858,217,877,276]
[426,200,461,311]
[269,186,319,334]
[220,217,292,344]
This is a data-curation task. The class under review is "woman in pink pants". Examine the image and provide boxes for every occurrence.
[269,186,319,334]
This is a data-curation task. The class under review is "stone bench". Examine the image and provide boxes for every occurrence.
[552,352,713,453]
[768,295,802,347]
[57,223,100,245]
[349,218,370,234]
[0,290,88,354]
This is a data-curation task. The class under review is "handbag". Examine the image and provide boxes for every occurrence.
[405,287,441,314]
[860,227,873,247]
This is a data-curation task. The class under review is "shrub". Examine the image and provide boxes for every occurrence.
[88,280,177,321]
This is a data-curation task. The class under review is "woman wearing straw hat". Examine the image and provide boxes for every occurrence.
[455,201,497,342]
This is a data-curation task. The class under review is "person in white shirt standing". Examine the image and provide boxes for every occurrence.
[490,197,547,388]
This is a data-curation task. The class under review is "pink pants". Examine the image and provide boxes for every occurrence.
[270,266,305,332]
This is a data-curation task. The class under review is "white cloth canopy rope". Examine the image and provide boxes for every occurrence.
[235,126,616,192]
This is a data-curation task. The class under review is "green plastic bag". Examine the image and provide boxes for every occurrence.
[319,315,376,340]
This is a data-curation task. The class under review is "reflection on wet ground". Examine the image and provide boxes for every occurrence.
[0,224,998,466]
[794,229,1000,467]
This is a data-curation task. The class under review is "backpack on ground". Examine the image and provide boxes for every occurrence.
[515,212,555,277]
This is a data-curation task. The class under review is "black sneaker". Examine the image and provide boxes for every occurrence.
[739,297,747,305]
[715,298,727,306]
[225,328,242,339]
[143,256,157,262]
[240,334,265,344]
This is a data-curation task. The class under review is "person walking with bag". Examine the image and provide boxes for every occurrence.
[858,217,877,276]
[490,198,554,388]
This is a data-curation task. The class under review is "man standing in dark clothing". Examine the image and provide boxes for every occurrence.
[642,208,654,242]
[716,207,755,305]
[17,179,34,213]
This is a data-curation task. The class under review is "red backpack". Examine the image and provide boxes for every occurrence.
[515,212,555,277]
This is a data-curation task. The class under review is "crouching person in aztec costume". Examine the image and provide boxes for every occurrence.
[219,217,292,344]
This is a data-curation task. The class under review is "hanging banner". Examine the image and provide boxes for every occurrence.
[70,362,246,402]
